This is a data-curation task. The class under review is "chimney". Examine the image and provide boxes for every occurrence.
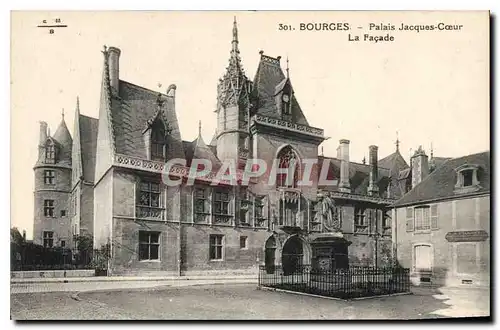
[338,139,351,193]
[39,121,48,145]
[368,145,379,196]
[22,230,26,242]
[411,146,429,189]
[108,46,121,95]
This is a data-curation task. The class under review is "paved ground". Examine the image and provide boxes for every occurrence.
[10,282,490,320]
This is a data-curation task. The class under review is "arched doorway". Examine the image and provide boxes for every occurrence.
[264,236,277,274]
[282,235,306,275]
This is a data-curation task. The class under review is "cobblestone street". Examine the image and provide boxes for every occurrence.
[10,283,490,320]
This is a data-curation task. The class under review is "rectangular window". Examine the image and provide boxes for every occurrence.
[44,170,55,184]
[137,180,163,219]
[194,187,209,223]
[139,231,160,261]
[382,211,391,229]
[462,170,474,187]
[45,145,55,162]
[44,200,54,217]
[354,207,366,226]
[209,235,224,260]
[60,210,66,217]
[405,207,414,232]
[239,188,249,225]
[60,240,66,248]
[415,207,431,231]
[430,204,439,230]
[414,245,432,272]
[240,236,247,249]
[213,189,230,215]
[43,231,54,248]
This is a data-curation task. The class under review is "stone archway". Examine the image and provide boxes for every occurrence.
[264,236,277,274]
[281,234,311,275]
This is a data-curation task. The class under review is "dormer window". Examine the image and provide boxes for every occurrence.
[454,164,481,193]
[462,169,473,187]
[151,120,166,161]
[45,143,56,163]
[282,94,291,115]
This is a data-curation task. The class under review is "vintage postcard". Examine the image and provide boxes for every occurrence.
[10,11,490,320]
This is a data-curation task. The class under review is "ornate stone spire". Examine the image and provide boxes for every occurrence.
[217,17,249,108]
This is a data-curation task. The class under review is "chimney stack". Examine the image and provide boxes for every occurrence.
[368,145,379,196]
[39,121,48,145]
[108,46,121,95]
[411,146,429,189]
[338,139,351,193]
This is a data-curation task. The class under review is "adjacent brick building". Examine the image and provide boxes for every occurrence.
[35,19,417,275]
[392,149,490,287]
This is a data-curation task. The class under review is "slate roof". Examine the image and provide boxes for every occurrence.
[318,156,391,197]
[378,150,409,174]
[183,136,220,168]
[53,118,73,165]
[252,54,308,125]
[112,80,185,160]
[393,151,490,207]
[79,114,99,183]
[430,156,451,172]
[377,149,410,199]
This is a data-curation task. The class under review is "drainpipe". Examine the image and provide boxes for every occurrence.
[178,186,182,276]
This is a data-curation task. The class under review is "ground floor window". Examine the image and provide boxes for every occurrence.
[139,231,160,261]
[413,244,432,272]
[240,236,247,249]
[43,231,54,248]
[209,234,224,260]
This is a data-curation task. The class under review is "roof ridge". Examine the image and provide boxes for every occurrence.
[119,80,173,98]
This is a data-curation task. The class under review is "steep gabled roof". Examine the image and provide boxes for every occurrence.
[252,54,308,126]
[113,81,185,160]
[79,114,99,183]
[393,151,490,207]
[378,150,409,174]
[184,135,220,168]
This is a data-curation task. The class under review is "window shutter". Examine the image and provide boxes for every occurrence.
[406,207,414,232]
[430,204,439,230]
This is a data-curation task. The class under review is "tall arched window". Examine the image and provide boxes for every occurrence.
[151,120,166,161]
[276,146,300,188]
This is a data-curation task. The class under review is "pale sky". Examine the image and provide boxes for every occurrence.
[11,11,489,239]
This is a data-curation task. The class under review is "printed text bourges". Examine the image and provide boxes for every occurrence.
[278,22,464,43]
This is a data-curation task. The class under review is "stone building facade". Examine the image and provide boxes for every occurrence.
[392,150,490,287]
[34,19,413,275]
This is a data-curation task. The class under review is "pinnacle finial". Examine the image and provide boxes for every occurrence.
[61,108,65,120]
[232,17,239,47]
[286,56,290,79]
[198,120,202,137]
[395,131,400,151]
[362,156,366,165]
[430,142,434,158]
[321,146,324,157]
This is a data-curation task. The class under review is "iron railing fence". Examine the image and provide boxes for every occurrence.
[258,265,410,299]
[11,246,109,275]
